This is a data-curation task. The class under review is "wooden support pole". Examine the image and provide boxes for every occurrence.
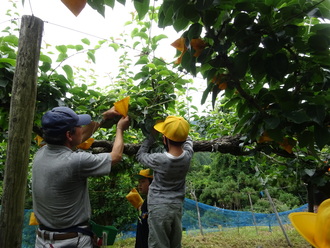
[0,15,43,248]
[264,188,292,247]
[248,193,258,234]
[255,166,292,247]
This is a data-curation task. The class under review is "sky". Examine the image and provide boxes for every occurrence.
[0,0,211,111]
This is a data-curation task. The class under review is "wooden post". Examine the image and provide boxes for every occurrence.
[264,188,292,247]
[190,187,204,237]
[0,15,43,248]
[255,166,292,247]
[248,192,258,234]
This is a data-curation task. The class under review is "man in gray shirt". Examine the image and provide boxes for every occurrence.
[136,116,194,248]
[32,106,129,248]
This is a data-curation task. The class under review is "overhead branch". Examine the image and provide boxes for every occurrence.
[90,134,249,156]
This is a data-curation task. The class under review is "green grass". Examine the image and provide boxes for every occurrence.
[111,225,311,248]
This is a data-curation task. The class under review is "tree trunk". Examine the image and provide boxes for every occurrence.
[0,15,43,248]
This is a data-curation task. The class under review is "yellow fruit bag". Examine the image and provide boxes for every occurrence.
[114,96,130,117]
[77,138,95,150]
[29,212,39,225]
[126,188,143,209]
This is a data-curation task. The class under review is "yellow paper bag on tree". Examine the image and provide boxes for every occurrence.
[114,96,130,117]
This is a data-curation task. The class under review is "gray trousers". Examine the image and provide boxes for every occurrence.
[148,203,183,248]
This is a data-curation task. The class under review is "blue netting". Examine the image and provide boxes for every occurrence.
[21,199,308,247]
[22,209,37,248]
[182,198,307,233]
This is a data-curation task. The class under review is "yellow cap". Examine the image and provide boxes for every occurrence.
[154,116,189,142]
[289,198,330,248]
[134,169,153,179]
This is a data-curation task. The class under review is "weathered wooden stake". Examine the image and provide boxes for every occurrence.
[0,15,43,248]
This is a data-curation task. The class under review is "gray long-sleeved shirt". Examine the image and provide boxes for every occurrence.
[136,136,194,205]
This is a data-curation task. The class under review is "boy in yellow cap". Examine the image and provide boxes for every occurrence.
[136,116,194,248]
[134,169,153,248]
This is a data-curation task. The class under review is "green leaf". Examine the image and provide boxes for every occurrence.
[297,131,314,148]
[234,12,251,29]
[187,23,203,40]
[135,56,149,65]
[2,35,19,46]
[39,55,52,64]
[234,112,253,133]
[304,168,316,177]
[183,4,199,22]
[262,36,281,53]
[134,0,150,20]
[173,17,189,32]
[133,72,148,80]
[56,45,67,53]
[133,41,140,49]
[230,52,248,79]
[212,84,220,109]
[75,45,84,51]
[87,51,96,63]
[81,38,91,45]
[104,0,115,8]
[195,0,213,10]
[201,82,214,105]
[223,97,240,109]
[56,53,68,62]
[0,58,16,66]
[146,63,156,69]
[250,49,266,82]
[135,32,149,40]
[181,50,196,76]
[62,65,73,81]
[266,53,288,80]
[283,109,310,124]
[314,124,330,149]
[203,9,219,27]
[87,0,105,17]
[264,117,280,129]
[306,105,326,126]
[308,34,329,52]
[117,0,126,5]
[109,43,119,51]
[152,34,168,44]
[235,2,255,12]
[158,70,170,76]
[39,62,51,73]
[158,2,174,28]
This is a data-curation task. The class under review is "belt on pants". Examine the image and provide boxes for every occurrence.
[37,230,78,240]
